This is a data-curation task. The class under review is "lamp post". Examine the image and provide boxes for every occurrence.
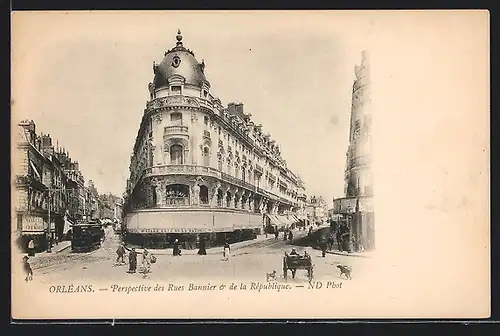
[45,187,77,253]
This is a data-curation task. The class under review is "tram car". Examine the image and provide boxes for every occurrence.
[71,221,105,253]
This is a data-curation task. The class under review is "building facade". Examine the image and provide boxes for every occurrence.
[123,31,305,249]
[332,50,374,252]
[305,196,328,226]
[13,120,105,252]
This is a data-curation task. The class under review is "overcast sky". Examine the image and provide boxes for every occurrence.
[12,11,374,204]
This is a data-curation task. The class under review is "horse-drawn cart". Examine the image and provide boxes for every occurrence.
[283,252,314,281]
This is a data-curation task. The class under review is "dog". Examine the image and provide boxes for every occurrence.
[337,265,352,280]
[266,270,277,282]
[22,256,33,282]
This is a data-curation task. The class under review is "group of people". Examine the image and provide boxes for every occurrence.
[115,244,154,275]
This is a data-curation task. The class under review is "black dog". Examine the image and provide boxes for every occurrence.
[22,256,33,282]
[337,265,352,280]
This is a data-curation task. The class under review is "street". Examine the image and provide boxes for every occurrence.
[21,227,372,285]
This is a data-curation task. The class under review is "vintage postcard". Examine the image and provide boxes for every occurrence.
[10,10,490,320]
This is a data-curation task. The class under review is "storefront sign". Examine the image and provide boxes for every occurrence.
[22,216,45,232]
[128,227,234,234]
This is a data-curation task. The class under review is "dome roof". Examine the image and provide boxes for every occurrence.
[153,30,209,88]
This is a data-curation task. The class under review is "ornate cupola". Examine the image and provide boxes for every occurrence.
[152,30,211,90]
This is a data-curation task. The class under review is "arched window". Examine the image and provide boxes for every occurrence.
[170,144,184,164]
[218,156,223,171]
[203,147,210,167]
[200,185,209,204]
[241,167,246,182]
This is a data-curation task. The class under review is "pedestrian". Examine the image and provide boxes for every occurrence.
[28,239,35,257]
[222,242,231,261]
[127,247,137,273]
[197,236,207,255]
[288,231,293,241]
[141,249,151,275]
[22,256,33,282]
[320,240,327,257]
[173,239,181,256]
[115,244,126,265]
[274,229,279,241]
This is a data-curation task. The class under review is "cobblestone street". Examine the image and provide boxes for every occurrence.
[16,227,373,285]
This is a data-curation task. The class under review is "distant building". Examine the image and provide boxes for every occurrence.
[332,51,374,251]
[305,196,328,225]
[13,120,90,252]
[123,31,306,249]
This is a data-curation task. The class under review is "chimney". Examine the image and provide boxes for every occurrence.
[227,102,236,115]
[235,103,244,116]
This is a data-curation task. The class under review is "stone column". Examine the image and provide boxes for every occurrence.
[191,182,200,206]
[222,185,231,207]
[233,188,241,208]
[210,182,221,206]
[241,191,248,210]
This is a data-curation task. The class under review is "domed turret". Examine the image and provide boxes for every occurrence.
[153,30,209,89]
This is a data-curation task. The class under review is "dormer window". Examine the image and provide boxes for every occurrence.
[202,90,208,98]
[171,86,182,95]
[204,116,209,126]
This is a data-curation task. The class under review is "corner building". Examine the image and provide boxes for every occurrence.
[123,31,304,249]
[333,51,374,252]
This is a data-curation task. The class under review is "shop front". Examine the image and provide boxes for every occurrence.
[18,213,48,253]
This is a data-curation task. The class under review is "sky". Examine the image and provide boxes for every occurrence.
[12,11,374,204]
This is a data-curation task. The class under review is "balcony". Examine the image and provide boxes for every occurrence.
[163,197,190,207]
[164,125,188,135]
[221,172,255,191]
[145,165,221,179]
[203,130,211,139]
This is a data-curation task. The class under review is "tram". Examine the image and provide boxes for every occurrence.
[71,220,105,253]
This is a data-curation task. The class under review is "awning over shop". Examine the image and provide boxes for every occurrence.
[277,216,290,227]
[126,210,262,234]
[289,215,301,224]
[266,214,283,228]
[63,216,73,234]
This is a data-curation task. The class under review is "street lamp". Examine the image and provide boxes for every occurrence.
[45,187,77,253]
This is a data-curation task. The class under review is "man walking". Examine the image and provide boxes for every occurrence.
[116,244,126,265]
[127,247,137,273]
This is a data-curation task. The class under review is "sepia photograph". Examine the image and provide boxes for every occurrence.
[11,10,489,320]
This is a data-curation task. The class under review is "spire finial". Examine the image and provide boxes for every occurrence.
[176,29,183,46]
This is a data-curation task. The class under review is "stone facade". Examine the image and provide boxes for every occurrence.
[123,31,307,247]
[13,120,121,252]
[333,51,375,252]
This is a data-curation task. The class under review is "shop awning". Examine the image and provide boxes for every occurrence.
[277,215,293,228]
[266,214,283,227]
[29,160,41,179]
[125,210,262,234]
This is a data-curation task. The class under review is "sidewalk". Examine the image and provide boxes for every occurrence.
[326,249,375,259]
[131,234,276,256]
